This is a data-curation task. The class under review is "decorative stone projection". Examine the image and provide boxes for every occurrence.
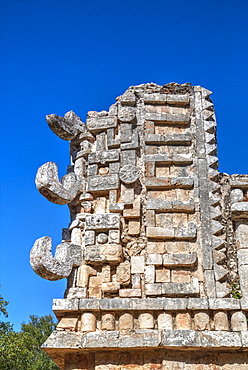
[30,83,248,369]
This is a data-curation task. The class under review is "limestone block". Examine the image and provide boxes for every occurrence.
[83,330,119,348]
[146,254,163,266]
[77,265,97,287]
[138,313,154,329]
[214,311,229,331]
[146,227,174,239]
[52,299,79,313]
[213,250,226,263]
[174,222,196,240]
[163,298,188,310]
[209,298,240,310]
[239,265,248,297]
[161,330,200,348]
[56,316,78,331]
[231,202,248,219]
[132,273,141,288]
[121,184,135,204]
[128,220,140,235]
[187,298,209,310]
[94,198,107,214]
[85,244,123,264]
[85,230,95,246]
[108,230,120,244]
[143,93,167,104]
[101,265,111,283]
[171,270,191,283]
[231,311,248,331]
[109,162,120,174]
[86,115,117,132]
[109,203,124,213]
[175,313,191,330]
[167,94,190,105]
[79,298,100,310]
[237,249,248,266]
[71,227,82,245]
[88,150,119,165]
[145,176,194,189]
[145,153,192,165]
[131,256,145,273]
[162,279,199,296]
[101,313,115,330]
[123,208,140,219]
[119,289,142,297]
[88,174,119,192]
[66,287,87,299]
[116,261,131,285]
[157,313,173,330]
[145,283,162,296]
[144,265,155,284]
[163,252,197,267]
[194,312,210,331]
[145,112,190,125]
[99,298,132,310]
[35,162,78,205]
[236,223,248,249]
[216,281,232,298]
[155,268,170,283]
[145,133,191,145]
[30,236,82,281]
[118,106,136,122]
[231,188,244,203]
[214,263,228,281]
[80,313,96,332]
[200,331,242,348]
[102,282,120,293]
[119,313,133,330]
[85,214,120,231]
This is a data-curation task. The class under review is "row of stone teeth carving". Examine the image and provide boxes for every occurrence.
[57,310,248,333]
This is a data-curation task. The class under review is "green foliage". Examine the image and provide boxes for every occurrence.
[0,293,59,370]
[231,283,242,299]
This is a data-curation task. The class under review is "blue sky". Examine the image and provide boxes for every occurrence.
[0,0,247,330]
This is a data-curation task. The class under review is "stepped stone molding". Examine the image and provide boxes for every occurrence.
[30,83,248,369]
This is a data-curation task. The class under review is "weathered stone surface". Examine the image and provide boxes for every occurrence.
[30,237,81,280]
[86,115,117,132]
[231,202,248,218]
[157,313,173,330]
[145,112,190,124]
[35,162,78,205]
[88,174,119,192]
[163,252,197,267]
[131,256,145,274]
[145,177,194,189]
[33,83,248,367]
[85,214,120,230]
[194,312,210,331]
[162,279,199,296]
[138,313,154,329]
[85,244,123,264]
[46,111,85,140]
[231,311,248,331]
[214,311,229,331]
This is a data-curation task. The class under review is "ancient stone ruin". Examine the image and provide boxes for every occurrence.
[30,83,248,369]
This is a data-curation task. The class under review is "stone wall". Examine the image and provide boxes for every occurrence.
[30,83,248,369]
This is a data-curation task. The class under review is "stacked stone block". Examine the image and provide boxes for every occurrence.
[30,83,248,369]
